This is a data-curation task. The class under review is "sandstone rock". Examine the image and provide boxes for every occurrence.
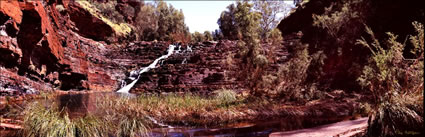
[67,2,113,41]
[1,0,122,93]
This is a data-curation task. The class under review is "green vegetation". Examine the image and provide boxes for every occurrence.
[217,3,239,40]
[253,0,291,39]
[231,1,268,96]
[191,31,205,43]
[87,0,190,43]
[356,22,424,136]
[277,43,312,100]
[214,89,237,106]
[93,91,290,126]
[21,97,151,137]
[218,1,290,40]
[22,103,108,137]
[78,1,132,37]
[203,31,213,41]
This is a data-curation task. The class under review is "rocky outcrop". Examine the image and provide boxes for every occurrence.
[1,0,291,95]
[277,0,425,90]
[0,0,122,95]
[107,40,290,93]
[67,2,113,41]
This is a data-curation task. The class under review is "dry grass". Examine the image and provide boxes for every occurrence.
[21,99,151,137]
[22,102,107,137]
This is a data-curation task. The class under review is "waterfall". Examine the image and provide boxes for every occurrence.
[117,45,176,93]
[181,58,187,64]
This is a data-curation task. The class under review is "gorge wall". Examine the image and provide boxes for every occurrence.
[0,0,121,95]
[277,0,425,90]
[106,40,291,93]
[1,0,292,95]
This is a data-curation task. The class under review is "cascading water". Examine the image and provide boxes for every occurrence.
[116,45,176,93]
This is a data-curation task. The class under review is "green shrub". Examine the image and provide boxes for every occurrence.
[214,89,237,105]
[277,43,311,101]
[357,21,424,137]
[191,31,205,43]
[312,0,360,38]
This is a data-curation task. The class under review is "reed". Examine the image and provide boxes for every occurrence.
[21,100,151,137]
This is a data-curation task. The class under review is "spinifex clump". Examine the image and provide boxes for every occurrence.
[21,96,151,137]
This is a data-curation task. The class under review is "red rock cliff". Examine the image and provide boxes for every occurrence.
[1,0,120,94]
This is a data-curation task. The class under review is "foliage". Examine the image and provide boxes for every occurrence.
[88,0,190,42]
[356,23,423,104]
[78,1,132,37]
[191,31,205,43]
[308,0,369,89]
[22,103,108,137]
[277,43,311,101]
[21,98,151,137]
[312,0,360,38]
[214,89,237,106]
[217,3,239,40]
[134,3,158,41]
[267,28,283,63]
[230,1,268,95]
[253,0,291,39]
[212,29,224,41]
[89,0,126,24]
[203,31,213,41]
[356,22,424,136]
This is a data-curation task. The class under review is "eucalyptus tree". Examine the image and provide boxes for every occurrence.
[253,0,291,39]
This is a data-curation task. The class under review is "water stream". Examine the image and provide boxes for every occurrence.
[117,45,176,93]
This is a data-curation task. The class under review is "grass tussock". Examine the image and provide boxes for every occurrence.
[22,103,107,137]
[368,96,423,137]
[214,89,237,106]
[21,100,151,137]
[95,90,266,126]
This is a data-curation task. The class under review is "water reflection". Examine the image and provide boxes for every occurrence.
[54,93,348,137]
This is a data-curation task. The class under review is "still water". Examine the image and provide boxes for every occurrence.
[53,93,348,137]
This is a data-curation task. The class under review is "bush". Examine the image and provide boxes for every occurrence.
[277,43,311,101]
[267,28,283,63]
[191,31,205,43]
[214,89,237,105]
[357,22,424,137]
[89,0,125,24]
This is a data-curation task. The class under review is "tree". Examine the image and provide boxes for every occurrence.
[134,3,158,41]
[191,31,204,43]
[212,29,223,41]
[156,1,171,41]
[203,31,213,41]
[217,3,239,40]
[253,0,291,39]
[233,1,265,95]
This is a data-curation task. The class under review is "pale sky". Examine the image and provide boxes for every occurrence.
[163,1,295,33]
[166,1,234,33]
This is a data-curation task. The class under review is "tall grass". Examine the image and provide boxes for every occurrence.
[22,102,107,137]
[21,98,151,137]
[214,89,237,106]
